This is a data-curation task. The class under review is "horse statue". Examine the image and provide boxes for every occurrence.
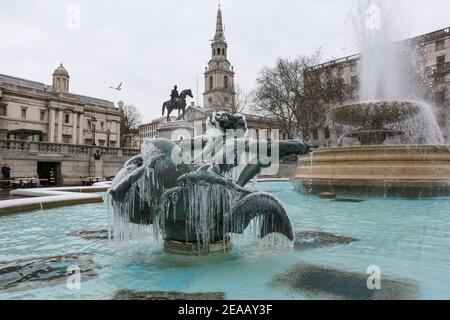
[162,89,193,122]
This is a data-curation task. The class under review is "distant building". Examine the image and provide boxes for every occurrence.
[122,128,140,149]
[308,26,450,148]
[139,116,176,144]
[0,64,122,147]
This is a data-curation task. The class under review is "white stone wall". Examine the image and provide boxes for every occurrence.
[7,159,37,178]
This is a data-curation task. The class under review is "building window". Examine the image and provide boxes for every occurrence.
[85,138,92,145]
[436,40,445,51]
[63,136,71,144]
[101,122,104,131]
[0,104,6,116]
[312,129,319,140]
[87,120,92,129]
[437,55,445,66]
[21,108,27,120]
[99,140,105,147]
[324,128,330,139]
[436,91,446,104]
[434,75,445,84]
[351,76,358,85]
[337,66,344,76]
[209,76,213,90]
[222,48,225,55]
[224,76,229,89]
[0,130,6,139]
[40,110,45,121]
[64,113,70,124]
[437,111,446,128]
[350,64,357,72]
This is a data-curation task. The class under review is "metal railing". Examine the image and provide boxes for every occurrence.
[0,139,140,157]
[425,62,450,75]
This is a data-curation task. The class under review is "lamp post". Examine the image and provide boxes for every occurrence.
[106,129,111,147]
[91,117,97,146]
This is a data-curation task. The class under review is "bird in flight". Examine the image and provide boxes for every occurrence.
[110,82,122,91]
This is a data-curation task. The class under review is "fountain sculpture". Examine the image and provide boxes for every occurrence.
[109,112,309,253]
[294,1,450,198]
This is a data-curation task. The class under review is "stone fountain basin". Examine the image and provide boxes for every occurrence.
[293,145,450,198]
[325,101,421,127]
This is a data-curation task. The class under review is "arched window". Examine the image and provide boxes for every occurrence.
[222,48,225,55]
[224,76,228,89]
[209,76,213,90]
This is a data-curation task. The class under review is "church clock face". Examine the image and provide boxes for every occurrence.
[224,61,230,70]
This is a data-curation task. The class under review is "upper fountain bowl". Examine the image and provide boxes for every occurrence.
[325,101,421,128]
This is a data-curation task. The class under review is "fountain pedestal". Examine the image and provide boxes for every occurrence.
[163,237,232,254]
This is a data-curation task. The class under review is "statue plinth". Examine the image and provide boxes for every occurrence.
[156,120,193,141]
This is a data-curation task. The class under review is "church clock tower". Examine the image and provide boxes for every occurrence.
[203,4,236,112]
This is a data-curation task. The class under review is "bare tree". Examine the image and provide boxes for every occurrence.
[232,84,252,114]
[120,104,142,147]
[252,51,348,140]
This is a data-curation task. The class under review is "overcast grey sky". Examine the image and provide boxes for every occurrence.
[0,0,449,122]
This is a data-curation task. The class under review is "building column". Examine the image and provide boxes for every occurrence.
[48,107,56,143]
[57,108,63,144]
[116,121,121,148]
[78,112,84,145]
[72,112,77,145]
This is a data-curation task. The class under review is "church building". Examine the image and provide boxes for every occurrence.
[203,4,236,112]
[181,4,284,140]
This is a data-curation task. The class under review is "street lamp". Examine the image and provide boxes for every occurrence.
[106,129,111,147]
[91,117,97,146]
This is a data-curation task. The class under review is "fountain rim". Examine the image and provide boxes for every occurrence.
[303,144,450,155]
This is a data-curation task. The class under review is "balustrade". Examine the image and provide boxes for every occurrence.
[0,139,139,157]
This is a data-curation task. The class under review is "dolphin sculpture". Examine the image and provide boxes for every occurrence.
[109,112,309,252]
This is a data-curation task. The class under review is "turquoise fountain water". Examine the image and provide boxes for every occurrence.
[1,182,449,300]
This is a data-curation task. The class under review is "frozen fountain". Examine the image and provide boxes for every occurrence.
[294,1,450,198]
[108,112,309,253]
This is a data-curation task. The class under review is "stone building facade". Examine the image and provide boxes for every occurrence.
[0,64,122,147]
[0,64,133,185]
[309,26,450,148]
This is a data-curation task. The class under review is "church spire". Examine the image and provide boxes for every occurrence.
[204,1,235,112]
[214,3,225,42]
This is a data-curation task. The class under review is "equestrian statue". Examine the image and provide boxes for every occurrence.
[162,85,193,122]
